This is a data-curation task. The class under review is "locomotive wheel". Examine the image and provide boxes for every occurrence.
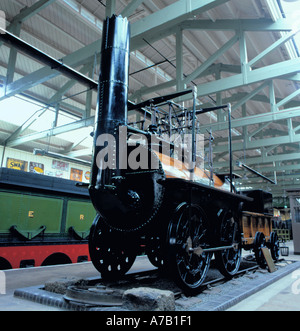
[253,232,267,268]
[89,215,137,279]
[215,211,242,278]
[167,203,212,295]
[270,231,280,261]
[145,235,165,269]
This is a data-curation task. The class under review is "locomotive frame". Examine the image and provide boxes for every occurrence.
[87,15,280,295]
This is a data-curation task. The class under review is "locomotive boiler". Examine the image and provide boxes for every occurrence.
[88,15,279,294]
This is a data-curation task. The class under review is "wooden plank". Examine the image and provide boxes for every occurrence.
[261,247,277,273]
[242,211,271,217]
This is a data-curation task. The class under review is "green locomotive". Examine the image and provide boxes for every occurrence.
[0,168,96,269]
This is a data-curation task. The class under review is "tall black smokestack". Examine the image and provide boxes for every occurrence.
[89,15,130,215]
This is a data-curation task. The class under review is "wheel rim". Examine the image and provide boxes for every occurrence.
[167,204,211,294]
[215,211,242,278]
[89,215,137,279]
[254,232,267,268]
[270,232,280,261]
[220,248,242,274]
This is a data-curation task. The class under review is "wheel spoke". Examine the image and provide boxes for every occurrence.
[167,204,211,295]
[215,211,242,278]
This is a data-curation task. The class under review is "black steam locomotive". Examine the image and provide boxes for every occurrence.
[87,15,267,295]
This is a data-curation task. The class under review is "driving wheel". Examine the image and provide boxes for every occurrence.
[270,231,280,261]
[145,234,165,269]
[253,232,267,268]
[89,215,137,279]
[215,210,242,278]
[167,203,212,295]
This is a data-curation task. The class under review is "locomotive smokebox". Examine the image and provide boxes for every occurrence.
[89,16,165,231]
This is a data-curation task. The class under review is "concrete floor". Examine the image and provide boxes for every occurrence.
[0,255,153,311]
[228,240,300,311]
[0,241,299,311]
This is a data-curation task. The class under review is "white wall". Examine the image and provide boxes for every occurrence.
[0,146,91,183]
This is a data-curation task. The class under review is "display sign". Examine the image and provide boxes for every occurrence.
[84,171,91,181]
[29,162,44,174]
[52,160,69,171]
[70,168,83,182]
[6,158,28,171]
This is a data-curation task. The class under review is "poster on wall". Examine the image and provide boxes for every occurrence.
[55,171,64,178]
[84,171,91,181]
[70,168,83,182]
[29,162,44,174]
[6,158,28,171]
[52,160,69,172]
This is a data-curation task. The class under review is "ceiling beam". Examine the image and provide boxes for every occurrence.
[121,0,145,18]
[214,151,300,168]
[3,62,93,146]
[1,12,296,104]
[131,0,230,36]
[0,0,242,102]
[190,57,300,99]
[199,105,300,133]
[182,33,239,86]
[180,18,294,32]
[248,29,300,67]
[6,116,95,148]
[13,0,56,23]
[1,0,56,37]
[213,133,300,153]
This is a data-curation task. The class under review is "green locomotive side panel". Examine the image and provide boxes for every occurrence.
[65,200,96,235]
[0,192,63,234]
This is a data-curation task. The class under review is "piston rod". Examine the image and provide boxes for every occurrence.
[189,244,237,256]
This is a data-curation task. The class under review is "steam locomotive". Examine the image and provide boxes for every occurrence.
[88,15,278,295]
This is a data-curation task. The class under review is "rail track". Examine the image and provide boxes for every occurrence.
[62,256,263,307]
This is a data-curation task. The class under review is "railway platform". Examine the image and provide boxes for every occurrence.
[0,241,299,311]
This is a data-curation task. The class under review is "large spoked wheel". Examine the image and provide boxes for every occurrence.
[167,203,212,295]
[145,234,165,269]
[215,211,242,278]
[253,232,267,268]
[270,231,280,261]
[89,215,137,280]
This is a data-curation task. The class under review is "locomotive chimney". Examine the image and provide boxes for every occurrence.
[89,15,131,218]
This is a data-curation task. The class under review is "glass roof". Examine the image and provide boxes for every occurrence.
[280,0,300,47]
